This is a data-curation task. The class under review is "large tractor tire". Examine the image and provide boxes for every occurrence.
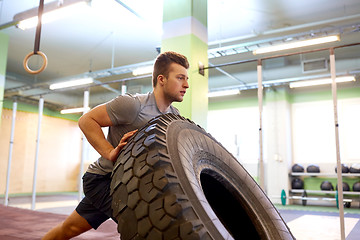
[110,114,294,240]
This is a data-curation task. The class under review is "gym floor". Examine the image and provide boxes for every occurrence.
[0,193,359,240]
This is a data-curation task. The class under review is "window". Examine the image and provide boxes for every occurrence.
[291,98,360,164]
[207,107,261,163]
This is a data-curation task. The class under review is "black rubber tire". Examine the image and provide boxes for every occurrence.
[110,113,294,240]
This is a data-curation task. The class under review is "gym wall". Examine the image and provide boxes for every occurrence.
[207,86,360,198]
[208,89,259,177]
[0,32,9,120]
[1,87,359,197]
[0,108,82,195]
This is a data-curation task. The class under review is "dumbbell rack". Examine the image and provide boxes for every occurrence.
[287,172,360,208]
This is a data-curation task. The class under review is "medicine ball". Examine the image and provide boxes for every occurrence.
[291,178,304,189]
[336,182,350,191]
[335,164,349,173]
[353,182,360,192]
[349,163,360,173]
[292,164,304,173]
[320,181,334,191]
[307,164,320,173]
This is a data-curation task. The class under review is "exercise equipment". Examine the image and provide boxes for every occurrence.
[349,163,360,173]
[281,189,286,206]
[110,114,295,240]
[291,163,304,173]
[291,178,304,189]
[335,191,339,208]
[23,0,48,74]
[320,181,334,191]
[280,189,306,206]
[353,182,360,192]
[334,191,350,208]
[335,164,349,173]
[336,182,350,191]
[289,189,354,208]
[302,191,307,206]
[307,164,320,173]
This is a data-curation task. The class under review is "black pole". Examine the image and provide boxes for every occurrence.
[34,0,45,54]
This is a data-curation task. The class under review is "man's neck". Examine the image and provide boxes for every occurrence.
[153,89,171,113]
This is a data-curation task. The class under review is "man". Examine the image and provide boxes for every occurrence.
[42,51,189,239]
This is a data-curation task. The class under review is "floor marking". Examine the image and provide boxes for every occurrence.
[287,214,359,240]
[8,200,78,210]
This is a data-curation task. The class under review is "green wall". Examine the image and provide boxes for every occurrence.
[304,176,359,192]
[289,87,360,103]
[209,86,360,110]
[161,0,208,128]
[2,99,81,122]
[0,32,9,121]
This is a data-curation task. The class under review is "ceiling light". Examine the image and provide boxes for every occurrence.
[15,0,90,30]
[49,77,94,90]
[132,65,153,76]
[289,76,355,88]
[253,35,340,55]
[208,89,241,98]
[60,107,90,114]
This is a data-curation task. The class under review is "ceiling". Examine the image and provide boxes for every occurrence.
[1,0,360,110]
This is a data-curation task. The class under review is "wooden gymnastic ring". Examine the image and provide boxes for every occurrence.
[23,51,48,74]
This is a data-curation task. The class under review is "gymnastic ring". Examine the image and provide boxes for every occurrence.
[23,51,48,74]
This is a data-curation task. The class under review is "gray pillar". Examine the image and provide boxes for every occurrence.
[330,48,345,240]
[5,100,17,206]
[32,96,44,210]
[78,90,90,201]
[257,60,265,190]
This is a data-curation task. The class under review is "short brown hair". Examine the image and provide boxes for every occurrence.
[152,51,189,87]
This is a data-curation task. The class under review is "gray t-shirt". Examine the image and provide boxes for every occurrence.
[86,92,179,175]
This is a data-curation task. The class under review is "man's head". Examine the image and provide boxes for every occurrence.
[152,51,189,87]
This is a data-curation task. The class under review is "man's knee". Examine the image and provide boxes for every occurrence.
[60,220,92,238]
[60,211,93,238]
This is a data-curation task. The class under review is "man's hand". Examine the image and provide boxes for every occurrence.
[108,129,138,162]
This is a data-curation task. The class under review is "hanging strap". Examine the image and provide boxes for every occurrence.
[23,0,48,74]
[34,0,44,54]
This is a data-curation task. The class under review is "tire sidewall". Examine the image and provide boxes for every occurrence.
[166,120,288,239]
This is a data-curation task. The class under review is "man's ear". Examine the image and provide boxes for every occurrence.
[157,75,165,86]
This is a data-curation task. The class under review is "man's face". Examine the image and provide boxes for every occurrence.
[162,63,189,102]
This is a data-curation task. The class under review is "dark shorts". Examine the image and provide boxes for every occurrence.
[75,172,116,229]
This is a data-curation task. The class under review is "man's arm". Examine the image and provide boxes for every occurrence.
[78,104,136,162]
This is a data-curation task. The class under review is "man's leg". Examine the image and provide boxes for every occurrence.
[42,210,92,240]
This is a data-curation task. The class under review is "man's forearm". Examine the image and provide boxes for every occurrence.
[78,115,114,160]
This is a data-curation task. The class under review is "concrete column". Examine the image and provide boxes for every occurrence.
[0,32,9,120]
[265,87,293,204]
[161,0,208,128]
